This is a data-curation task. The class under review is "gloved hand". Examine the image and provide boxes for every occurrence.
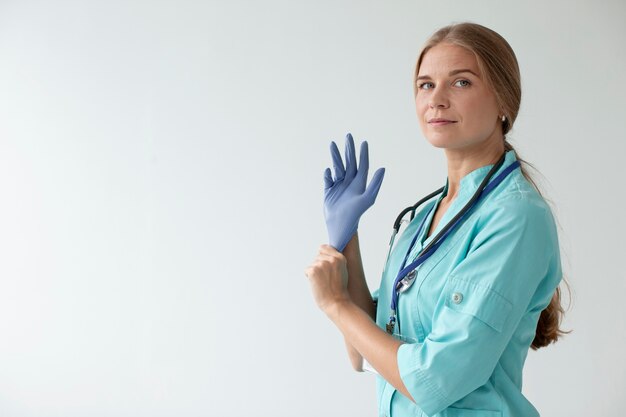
[323,133,385,251]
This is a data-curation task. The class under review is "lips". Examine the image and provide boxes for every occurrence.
[428,118,456,124]
[428,118,457,126]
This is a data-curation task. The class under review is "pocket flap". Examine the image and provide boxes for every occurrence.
[444,276,513,332]
[441,407,502,417]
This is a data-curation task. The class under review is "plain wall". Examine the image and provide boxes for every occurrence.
[1,0,624,415]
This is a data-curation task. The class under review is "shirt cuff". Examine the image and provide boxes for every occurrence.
[397,342,451,416]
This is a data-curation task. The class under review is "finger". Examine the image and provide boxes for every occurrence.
[364,167,385,205]
[318,244,342,257]
[330,141,345,181]
[354,140,370,191]
[315,253,335,264]
[305,261,324,274]
[344,133,357,180]
[323,167,334,190]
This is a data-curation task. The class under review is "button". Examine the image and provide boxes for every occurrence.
[452,292,463,304]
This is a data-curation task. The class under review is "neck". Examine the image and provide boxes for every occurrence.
[443,139,505,201]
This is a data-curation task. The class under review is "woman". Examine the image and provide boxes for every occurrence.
[305,23,567,417]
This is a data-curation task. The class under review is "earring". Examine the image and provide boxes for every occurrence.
[501,115,506,122]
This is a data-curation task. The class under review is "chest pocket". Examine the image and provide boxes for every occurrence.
[443,276,513,333]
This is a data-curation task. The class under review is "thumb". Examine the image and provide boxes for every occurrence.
[323,167,334,190]
[363,167,385,205]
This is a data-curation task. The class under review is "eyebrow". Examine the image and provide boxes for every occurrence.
[416,69,480,81]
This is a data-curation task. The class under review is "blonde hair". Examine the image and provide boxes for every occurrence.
[415,22,569,349]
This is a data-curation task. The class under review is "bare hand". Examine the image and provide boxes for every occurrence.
[304,244,351,315]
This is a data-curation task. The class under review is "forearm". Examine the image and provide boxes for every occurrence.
[341,233,377,370]
[328,300,414,402]
[305,244,411,399]
[343,233,376,319]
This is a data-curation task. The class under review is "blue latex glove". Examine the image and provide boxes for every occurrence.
[323,133,385,251]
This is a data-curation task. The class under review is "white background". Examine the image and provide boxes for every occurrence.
[1,1,624,416]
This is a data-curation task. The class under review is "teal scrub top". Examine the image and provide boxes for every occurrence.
[372,151,562,417]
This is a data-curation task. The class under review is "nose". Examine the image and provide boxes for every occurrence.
[428,87,450,109]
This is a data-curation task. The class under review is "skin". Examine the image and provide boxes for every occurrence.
[416,42,505,236]
[304,42,507,404]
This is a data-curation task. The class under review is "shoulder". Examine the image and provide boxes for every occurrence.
[483,171,555,227]
[455,171,562,297]
[473,171,559,250]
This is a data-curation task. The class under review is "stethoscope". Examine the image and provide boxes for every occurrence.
[384,153,521,335]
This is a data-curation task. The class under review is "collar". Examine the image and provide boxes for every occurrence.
[421,150,518,246]
[441,150,518,200]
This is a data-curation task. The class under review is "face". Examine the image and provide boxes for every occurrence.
[415,43,503,152]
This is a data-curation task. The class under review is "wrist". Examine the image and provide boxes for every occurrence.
[325,297,354,323]
[343,233,360,254]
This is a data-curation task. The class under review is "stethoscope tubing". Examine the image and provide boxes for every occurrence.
[386,154,521,332]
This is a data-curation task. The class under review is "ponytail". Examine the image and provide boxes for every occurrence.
[531,286,569,350]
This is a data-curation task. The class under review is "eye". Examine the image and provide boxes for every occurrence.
[417,82,434,90]
[454,79,471,87]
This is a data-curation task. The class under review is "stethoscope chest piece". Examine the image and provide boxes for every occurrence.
[396,269,417,293]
